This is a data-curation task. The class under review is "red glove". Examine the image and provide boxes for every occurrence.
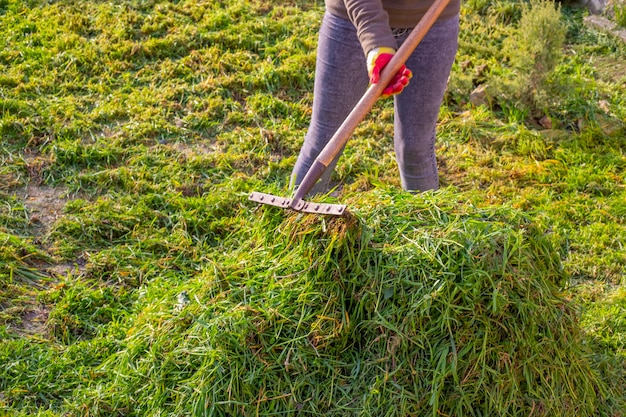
[367,47,412,98]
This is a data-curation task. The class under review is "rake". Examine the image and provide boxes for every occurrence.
[249,0,451,215]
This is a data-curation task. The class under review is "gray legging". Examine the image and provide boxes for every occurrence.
[290,12,459,195]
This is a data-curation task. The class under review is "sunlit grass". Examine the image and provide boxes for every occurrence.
[1,0,625,415]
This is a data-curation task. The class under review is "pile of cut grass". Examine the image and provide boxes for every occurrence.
[62,189,620,416]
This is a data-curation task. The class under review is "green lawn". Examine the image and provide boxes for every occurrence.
[1,0,625,415]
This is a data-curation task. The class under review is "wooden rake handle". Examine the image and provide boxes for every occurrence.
[290,0,452,207]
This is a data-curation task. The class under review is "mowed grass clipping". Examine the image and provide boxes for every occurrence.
[55,190,615,416]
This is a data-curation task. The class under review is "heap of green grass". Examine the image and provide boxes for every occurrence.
[58,190,618,416]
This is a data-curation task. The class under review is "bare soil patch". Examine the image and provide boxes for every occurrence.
[17,184,69,238]
[14,303,50,337]
[8,183,87,337]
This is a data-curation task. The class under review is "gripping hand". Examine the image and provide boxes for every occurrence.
[366,47,412,98]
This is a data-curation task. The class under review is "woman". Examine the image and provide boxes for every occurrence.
[290,0,461,195]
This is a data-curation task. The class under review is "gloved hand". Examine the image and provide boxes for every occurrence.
[366,47,412,98]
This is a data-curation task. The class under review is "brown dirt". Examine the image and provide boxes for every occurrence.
[18,183,69,237]
[8,183,86,337]
[15,303,50,337]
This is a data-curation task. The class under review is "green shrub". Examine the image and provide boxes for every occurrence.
[490,0,567,115]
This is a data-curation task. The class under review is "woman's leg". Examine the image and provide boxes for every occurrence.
[393,15,459,192]
[290,13,370,195]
